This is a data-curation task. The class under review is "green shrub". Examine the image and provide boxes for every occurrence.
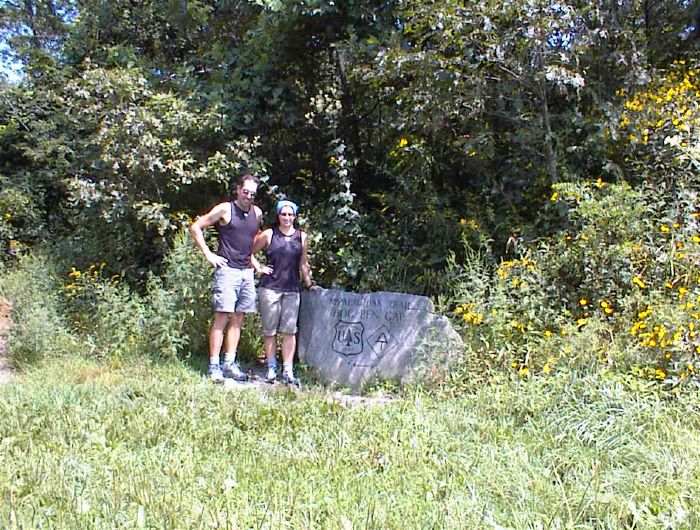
[144,229,263,363]
[0,175,47,264]
[0,251,80,367]
[0,230,266,369]
[62,262,148,360]
[549,180,650,304]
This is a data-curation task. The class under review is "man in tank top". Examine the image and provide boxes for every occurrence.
[252,199,319,386]
[190,174,268,383]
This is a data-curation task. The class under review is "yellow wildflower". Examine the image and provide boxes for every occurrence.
[632,277,647,289]
[638,306,652,319]
[579,298,588,306]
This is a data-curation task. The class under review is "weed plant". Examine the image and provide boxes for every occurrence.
[0,251,81,366]
[147,229,263,362]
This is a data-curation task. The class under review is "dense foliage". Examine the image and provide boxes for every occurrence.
[1,0,700,385]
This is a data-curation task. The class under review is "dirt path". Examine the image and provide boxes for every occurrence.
[221,362,394,407]
[0,298,14,385]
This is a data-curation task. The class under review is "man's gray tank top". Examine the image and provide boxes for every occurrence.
[259,227,302,292]
[215,201,258,268]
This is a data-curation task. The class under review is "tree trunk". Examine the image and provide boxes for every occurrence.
[23,0,42,50]
[643,0,653,65]
[535,44,558,184]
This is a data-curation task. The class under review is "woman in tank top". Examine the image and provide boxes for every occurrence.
[252,200,320,385]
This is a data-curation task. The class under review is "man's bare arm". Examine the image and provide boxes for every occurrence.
[190,203,229,268]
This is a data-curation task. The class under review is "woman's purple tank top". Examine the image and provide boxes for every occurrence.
[215,201,258,268]
[259,227,302,292]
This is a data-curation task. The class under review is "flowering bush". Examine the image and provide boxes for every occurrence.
[442,177,700,388]
[63,262,147,359]
[616,60,700,189]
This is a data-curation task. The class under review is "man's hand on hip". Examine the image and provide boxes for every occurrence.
[207,254,229,268]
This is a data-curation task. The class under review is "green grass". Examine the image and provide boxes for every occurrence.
[1,358,700,529]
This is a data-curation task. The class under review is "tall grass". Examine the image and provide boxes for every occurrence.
[0,251,81,366]
[1,359,699,528]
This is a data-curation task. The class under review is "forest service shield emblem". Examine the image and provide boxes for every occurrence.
[332,320,364,355]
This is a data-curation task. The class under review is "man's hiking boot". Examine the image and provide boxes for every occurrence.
[264,366,277,383]
[281,371,300,387]
[222,361,248,382]
[207,364,224,384]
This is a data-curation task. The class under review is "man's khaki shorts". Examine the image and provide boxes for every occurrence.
[211,267,257,313]
[258,287,300,335]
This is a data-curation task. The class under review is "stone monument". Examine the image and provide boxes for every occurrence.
[297,288,462,389]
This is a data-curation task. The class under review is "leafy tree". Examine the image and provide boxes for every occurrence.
[1,0,699,293]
